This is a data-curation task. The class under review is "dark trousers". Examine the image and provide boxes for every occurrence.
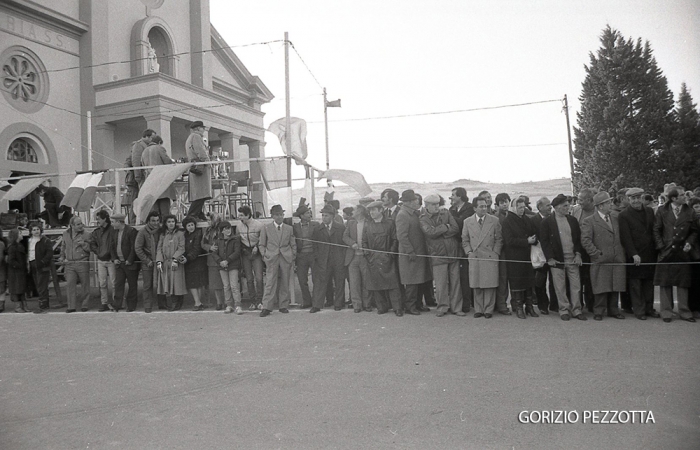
[689,264,700,313]
[152,198,171,219]
[115,265,139,310]
[296,252,314,307]
[30,262,50,309]
[594,292,620,316]
[188,198,207,219]
[418,280,436,306]
[628,278,654,317]
[372,288,402,313]
[496,258,510,312]
[534,267,558,311]
[619,288,632,312]
[404,283,420,311]
[459,259,472,312]
[312,260,345,309]
[579,264,595,312]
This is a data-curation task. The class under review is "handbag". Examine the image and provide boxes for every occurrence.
[530,242,546,269]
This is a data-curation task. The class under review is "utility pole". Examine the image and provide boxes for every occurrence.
[563,94,575,195]
[284,32,293,212]
[324,87,330,170]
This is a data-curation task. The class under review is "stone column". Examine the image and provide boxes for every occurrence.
[94,123,116,184]
[220,132,242,170]
[144,114,173,156]
[247,140,266,215]
[189,0,212,90]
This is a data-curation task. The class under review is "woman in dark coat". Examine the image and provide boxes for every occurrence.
[6,228,30,313]
[27,221,54,314]
[502,198,538,318]
[181,216,207,311]
[688,197,700,318]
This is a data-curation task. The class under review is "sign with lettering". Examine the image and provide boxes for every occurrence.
[0,11,79,55]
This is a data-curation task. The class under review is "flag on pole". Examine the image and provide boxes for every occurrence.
[267,117,308,163]
[61,173,93,209]
[133,163,190,223]
[325,99,341,108]
[75,173,104,212]
[317,169,372,197]
[258,158,289,190]
[1,177,50,202]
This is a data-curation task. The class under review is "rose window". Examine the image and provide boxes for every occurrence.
[0,47,49,113]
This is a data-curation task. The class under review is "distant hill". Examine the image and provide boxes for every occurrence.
[293,178,573,213]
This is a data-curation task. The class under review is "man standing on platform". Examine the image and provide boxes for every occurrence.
[60,216,91,313]
[462,196,502,318]
[292,199,320,309]
[141,135,175,218]
[618,188,659,320]
[395,189,432,316]
[580,192,627,321]
[185,121,211,221]
[258,205,296,317]
[36,183,71,228]
[131,129,157,191]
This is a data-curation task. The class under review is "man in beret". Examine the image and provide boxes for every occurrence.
[539,194,587,321]
[292,198,321,308]
[185,120,211,221]
[258,205,296,317]
[362,201,403,315]
[110,213,140,312]
[581,192,627,321]
[618,188,659,320]
[395,190,433,315]
[310,203,347,312]
[420,194,464,316]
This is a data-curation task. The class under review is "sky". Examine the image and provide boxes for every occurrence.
[210,0,700,185]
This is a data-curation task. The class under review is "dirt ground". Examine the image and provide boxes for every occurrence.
[1,288,699,450]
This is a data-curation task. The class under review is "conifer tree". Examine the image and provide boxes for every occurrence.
[663,83,700,190]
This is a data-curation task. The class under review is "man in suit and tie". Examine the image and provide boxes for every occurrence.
[539,194,587,321]
[618,188,659,320]
[529,197,558,314]
[258,205,296,317]
[381,189,401,221]
[462,196,503,318]
[310,204,347,312]
[581,192,627,321]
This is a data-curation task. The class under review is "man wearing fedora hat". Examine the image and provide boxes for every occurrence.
[395,189,433,315]
[618,188,659,320]
[185,121,211,221]
[258,205,296,317]
[310,203,347,312]
[581,191,627,321]
[292,198,321,308]
[539,194,587,321]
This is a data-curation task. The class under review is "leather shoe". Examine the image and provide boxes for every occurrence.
[66,309,76,313]
[418,305,431,312]
[539,309,549,315]
[354,308,362,313]
[395,310,404,317]
[594,314,603,321]
[682,317,696,323]
[259,309,271,317]
[454,311,467,316]
[309,307,321,313]
[473,312,484,318]
[298,305,310,309]
[377,309,388,315]
[405,308,421,315]
[98,304,109,312]
[646,311,660,318]
[498,310,512,315]
[145,308,152,313]
[81,308,88,312]
[609,313,625,319]
[622,308,634,315]
[636,315,647,320]
[575,314,587,321]
[663,318,672,323]
[561,314,570,321]
[334,307,342,311]
[279,308,289,313]
[436,311,446,317]
[484,313,493,319]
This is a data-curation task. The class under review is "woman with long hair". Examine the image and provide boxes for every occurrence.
[501,197,539,319]
[156,215,187,310]
[27,221,54,314]
[6,228,30,313]
[181,216,207,311]
[201,212,225,310]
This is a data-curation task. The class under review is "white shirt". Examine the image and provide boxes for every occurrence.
[28,236,39,262]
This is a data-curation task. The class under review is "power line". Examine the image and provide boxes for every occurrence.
[310,99,564,123]
[288,41,323,90]
[36,40,285,75]
[361,142,567,150]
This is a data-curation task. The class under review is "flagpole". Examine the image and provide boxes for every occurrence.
[87,111,93,171]
[284,32,293,212]
[324,87,329,171]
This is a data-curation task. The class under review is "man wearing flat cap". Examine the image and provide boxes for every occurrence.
[110,213,140,312]
[420,194,464,316]
[310,203,347,312]
[581,192,627,321]
[539,194,587,321]
[618,188,659,320]
[258,205,296,317]
[185,120,211,221]
[292,198,321,308]
[395,190,433,315]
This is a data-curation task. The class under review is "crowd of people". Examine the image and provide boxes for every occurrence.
[1,181,699,324]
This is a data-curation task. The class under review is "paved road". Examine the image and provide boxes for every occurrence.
[0,308,698,449]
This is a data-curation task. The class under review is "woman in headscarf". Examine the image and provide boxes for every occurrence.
[181,216,207,311]
[501,197,539,319]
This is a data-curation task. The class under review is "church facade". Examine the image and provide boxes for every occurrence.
[0,0,272,215]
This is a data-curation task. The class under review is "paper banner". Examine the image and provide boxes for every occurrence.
[133,163,190,223]
[75,173,104,212]
[267,117,308,163]
[61,173,93,209]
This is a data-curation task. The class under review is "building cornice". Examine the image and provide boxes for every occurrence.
[1,0,89,37]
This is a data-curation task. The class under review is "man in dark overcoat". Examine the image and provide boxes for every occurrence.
[310,204,346,312]
[449,187,474,312]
